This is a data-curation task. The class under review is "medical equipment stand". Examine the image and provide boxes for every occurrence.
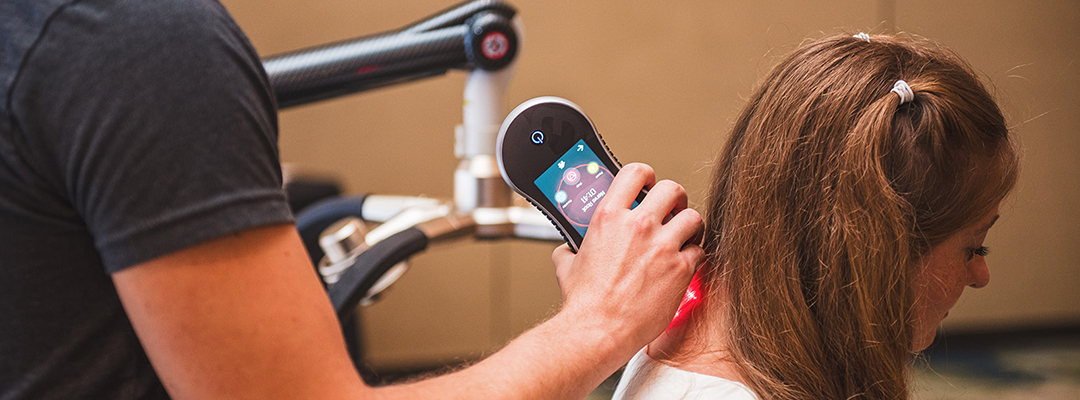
[262,0,561,370]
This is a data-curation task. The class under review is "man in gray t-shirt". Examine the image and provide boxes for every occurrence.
[2,0,288,397]
[1,0,704,399]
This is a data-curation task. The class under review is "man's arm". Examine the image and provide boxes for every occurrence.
[113,163,703,400]
[112,223,369,400]
[373,163,705,399]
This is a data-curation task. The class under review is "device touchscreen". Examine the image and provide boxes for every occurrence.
[534,139,637,238]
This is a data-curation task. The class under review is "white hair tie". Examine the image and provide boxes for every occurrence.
[891,80,914,104]
[853,32,871,42]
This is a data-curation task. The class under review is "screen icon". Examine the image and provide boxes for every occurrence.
[563,167,580,185]
[587,162,600,175]
[554,190,568,204]
[531,130,545,145]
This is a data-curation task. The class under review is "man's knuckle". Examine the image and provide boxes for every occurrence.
[629,213,653,233]
[683,208,703,222]
[593,204,616,219]
[624,162,646,174]
[674,183,688,198]
[657,179,683,194]
[626,163,655,179]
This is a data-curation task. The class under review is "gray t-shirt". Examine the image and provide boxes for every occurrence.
[0,0,293,398]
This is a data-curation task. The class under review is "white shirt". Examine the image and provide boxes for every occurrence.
[612,348,759,400]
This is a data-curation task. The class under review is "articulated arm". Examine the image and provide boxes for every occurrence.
[263,0,519,108]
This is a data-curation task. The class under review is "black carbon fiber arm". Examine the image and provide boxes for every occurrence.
[262,0,518,109]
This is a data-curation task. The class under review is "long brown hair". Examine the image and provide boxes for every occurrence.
[695,34,1019,399]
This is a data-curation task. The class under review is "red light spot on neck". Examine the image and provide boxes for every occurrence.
[667,272,704,329]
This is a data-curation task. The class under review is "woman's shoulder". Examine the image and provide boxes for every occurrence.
[612,348,758,400]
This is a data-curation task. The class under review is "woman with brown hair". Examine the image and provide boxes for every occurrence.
[613,33,1020,400]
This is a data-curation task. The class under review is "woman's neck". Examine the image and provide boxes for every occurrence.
[645,292,749,385]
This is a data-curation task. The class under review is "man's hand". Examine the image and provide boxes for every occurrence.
[379,162,704,400]
[552,162,704,359]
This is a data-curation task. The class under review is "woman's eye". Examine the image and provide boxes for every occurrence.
[967,246,990,261]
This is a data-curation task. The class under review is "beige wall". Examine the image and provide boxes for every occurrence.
[220,0,1080,369]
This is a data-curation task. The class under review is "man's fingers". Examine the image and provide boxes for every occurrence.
[636,180,688,219]
[679,243,706,275]
[551,244,576,295]
[552,243,574,263]
[605,163,656,210]
[552,244,574,272]
[663,207,704,247]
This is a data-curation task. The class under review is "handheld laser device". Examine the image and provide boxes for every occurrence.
[496,97,642,252]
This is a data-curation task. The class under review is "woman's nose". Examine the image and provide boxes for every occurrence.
[969,257,990,289]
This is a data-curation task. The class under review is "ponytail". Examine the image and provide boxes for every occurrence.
[696,33,1018,400]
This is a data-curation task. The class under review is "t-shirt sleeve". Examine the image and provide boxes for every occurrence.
[9,0,293,272]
